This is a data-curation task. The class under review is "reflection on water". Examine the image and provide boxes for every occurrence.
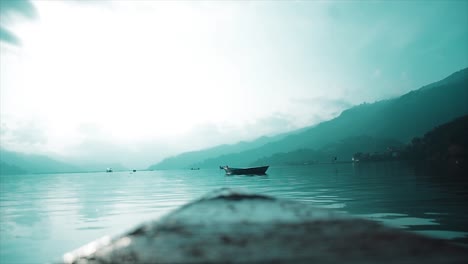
[1,162,467,263]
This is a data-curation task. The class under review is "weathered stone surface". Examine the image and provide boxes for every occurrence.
[62,188,468,264]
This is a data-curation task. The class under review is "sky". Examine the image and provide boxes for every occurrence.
[0,0,467,168]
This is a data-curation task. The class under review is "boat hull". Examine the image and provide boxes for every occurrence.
[62,188,468,264]
[223,166,269,175]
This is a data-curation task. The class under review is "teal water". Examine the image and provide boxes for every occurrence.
[1,162,468,263]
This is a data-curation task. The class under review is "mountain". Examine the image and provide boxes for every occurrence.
[250,148,328,166]
[0,161,26,175]
[213,136,404,167]
[0,149,130,174]
[402,114,468,162]
[148,134,290,170]
[347,114,468,165]
[0,149,79,175]
[150,67,468,169]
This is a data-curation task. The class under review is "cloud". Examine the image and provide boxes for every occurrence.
[0,0,36,18]
[63,136,181,169]
[0,27,20,45]
[290,96,354,125]
[0,0,37,45]
[141,113,304,157]
[243,113,298,136]
[77,123,104,139]
[0,120,48,153]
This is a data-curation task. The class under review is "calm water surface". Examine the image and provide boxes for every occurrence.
[1,162,468,263]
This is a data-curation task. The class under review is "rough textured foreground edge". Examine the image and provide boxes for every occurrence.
[62,188,468,264]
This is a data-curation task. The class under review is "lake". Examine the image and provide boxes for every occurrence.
[1,162,468,263]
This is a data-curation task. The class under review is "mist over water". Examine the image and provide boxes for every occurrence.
[1,162,467,263]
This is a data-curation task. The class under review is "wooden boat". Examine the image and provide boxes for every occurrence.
[220,165,269,175]
[62,188,468,264]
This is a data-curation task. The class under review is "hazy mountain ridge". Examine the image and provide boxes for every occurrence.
[148,133,291,170]
[151,67,468,169]
[0,149,128,175]
[0,149,79,175]
[350,114,468,164]
[0,161,26,175]
[402,114,468,161]
[250,136,404,166]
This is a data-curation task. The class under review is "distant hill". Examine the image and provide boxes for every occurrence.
[402,114,468,162]
[148,134,290,170]
[0,149,131,174]
[348,115,468,165]
[0,161,26,175]
[250,148,328,166]
[149,67,468,169]
[0,149,79,175]
[217,136,403,166]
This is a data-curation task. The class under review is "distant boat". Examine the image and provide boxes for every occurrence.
[106,168,113,172]
[190,168,200,170]
[220,165,269,175]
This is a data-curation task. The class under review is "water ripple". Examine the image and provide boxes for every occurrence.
[1,164,468,263]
